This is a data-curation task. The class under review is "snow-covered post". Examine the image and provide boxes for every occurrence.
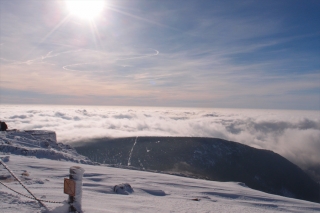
[69,166,85,212]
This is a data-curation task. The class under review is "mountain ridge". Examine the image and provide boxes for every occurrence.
[74,136,320,203]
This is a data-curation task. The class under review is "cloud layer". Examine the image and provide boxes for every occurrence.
[1,105,319,172]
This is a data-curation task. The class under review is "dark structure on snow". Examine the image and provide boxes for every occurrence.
[0,121,8,131]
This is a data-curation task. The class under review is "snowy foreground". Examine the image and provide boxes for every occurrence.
[1,155,320,213]
[1,130,320,212]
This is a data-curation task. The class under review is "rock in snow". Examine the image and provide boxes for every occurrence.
[113,183,134,195]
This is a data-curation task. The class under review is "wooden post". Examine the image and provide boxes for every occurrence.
[69,166,85,212]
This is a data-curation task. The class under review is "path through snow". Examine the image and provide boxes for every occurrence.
[128,136,138,166]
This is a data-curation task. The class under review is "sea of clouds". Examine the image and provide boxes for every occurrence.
[1,105,319,174]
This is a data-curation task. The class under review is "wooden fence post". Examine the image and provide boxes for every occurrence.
[69,166,85,212]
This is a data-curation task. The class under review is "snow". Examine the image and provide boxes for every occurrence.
[1,130,320,212]
[1,155,320,213]
[0,130,94,165]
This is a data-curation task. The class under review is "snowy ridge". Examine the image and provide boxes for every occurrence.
[74,136,320,203]
[0,130,94,164]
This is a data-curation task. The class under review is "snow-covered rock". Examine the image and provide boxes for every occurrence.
[113,183,134,195]
[0,130,94,164]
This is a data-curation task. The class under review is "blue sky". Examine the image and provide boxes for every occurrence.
[0,0,319,109]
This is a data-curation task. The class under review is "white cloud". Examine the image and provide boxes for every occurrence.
[1,105,319,171]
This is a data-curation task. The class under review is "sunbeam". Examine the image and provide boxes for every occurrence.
[21,15,71,62]
[107,6,181,32]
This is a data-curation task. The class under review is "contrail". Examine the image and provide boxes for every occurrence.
[62,61,97,72]
[116,49,159,61]
[62,49,159,72]
[10,49,82,66]
[21,15,71,61]
[128,136,138,166]
[42,51,53,59]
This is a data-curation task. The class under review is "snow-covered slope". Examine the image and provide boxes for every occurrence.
[0,130,93,164]
[1,130,320,212]
[74,136,320,203]
[1,154,320,213]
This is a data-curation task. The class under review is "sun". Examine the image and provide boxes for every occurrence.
[66,0,105,20]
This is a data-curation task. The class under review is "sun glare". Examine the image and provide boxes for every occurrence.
[66,0,105,20]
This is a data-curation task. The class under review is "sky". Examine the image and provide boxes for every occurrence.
[0,0,319,110]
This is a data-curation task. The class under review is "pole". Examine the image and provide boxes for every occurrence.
[69,166,85,212]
